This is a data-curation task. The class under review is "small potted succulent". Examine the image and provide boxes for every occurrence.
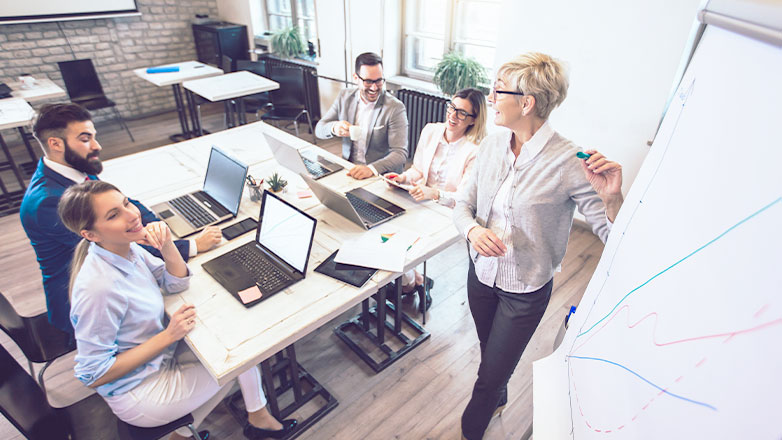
[433,51,489,96]
[266,172,288,193]
[271,26,306,59]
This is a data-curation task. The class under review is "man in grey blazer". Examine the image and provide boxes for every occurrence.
[315,52,409,179]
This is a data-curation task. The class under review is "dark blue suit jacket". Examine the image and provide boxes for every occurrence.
[19,159,190,334]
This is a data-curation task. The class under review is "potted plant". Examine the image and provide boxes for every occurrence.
[271,26,306,59]
[433,52,489,96]
[266,172,288,193]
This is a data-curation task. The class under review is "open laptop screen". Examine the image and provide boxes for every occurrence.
[257,191,317,274]
[202,147,248,216]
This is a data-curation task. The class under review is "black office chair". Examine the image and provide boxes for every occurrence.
[235,59,272,119]
[261,64,316,143]
[57,59,135,142]
[0,343,118,439]
[0,291,76,394]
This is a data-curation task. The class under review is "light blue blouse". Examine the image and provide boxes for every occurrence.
[69,242,191,397]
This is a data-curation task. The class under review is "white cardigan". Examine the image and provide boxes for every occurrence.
[399,122,479,208]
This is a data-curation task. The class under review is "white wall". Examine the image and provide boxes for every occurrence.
[494,0,703,195]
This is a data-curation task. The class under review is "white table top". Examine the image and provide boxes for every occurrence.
[0,97,35,131]
[9,78,67,103]
[100,121,461,385]
[183,71,280,102]
[133,61,224,87]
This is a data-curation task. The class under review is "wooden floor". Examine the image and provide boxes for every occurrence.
[0,107,604,439]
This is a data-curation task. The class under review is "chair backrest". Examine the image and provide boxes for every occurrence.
[221,54,234,73]
[0,344,71,439]
[0,292,36,358]
[268,65,307,110]
[236,59,267,77]
[0,291,75,364]
[57,59,106,102]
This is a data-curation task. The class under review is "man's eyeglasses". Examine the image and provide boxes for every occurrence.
[356,74,385,87]
[446,101,476,120]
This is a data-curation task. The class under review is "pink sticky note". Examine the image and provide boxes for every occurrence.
[297,190,312,199]
[238,285,262,304]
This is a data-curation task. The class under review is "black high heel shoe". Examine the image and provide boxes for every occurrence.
[416,284,433,311]
[243,419,297,439]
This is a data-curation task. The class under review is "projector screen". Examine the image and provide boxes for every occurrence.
[1,0,140,24]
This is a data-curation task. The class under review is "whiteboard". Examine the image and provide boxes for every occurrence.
[533,17,782,440]
[0,0,138,24]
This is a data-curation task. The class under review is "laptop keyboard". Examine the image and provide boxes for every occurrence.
[231,246,292,293]
[345,192,391,224]
[302,156,329,178]
[169,195,217,228]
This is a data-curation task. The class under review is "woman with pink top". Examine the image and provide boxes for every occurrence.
[386,87,488,305]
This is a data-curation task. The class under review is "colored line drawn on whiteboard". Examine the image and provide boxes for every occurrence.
[575,197,781,339]
[572,303,782,354]
[568,355,717,410]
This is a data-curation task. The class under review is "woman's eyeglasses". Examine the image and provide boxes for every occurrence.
[491,82,525,98]
[446,101,476,120]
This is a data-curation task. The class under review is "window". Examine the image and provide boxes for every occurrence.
[403,0,499,81]
[264,0,317,46]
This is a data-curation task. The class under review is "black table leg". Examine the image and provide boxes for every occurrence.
[169,84,192,142]
[333,278,431,373]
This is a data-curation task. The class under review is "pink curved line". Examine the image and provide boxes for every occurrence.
[572,303,780,354]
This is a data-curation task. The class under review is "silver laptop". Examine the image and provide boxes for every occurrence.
[264,132,343,179]
[152,146,248,237]
[301,173,405,230]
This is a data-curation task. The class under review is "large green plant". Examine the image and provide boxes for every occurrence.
[433,52,489,96]
[271,26,305,59]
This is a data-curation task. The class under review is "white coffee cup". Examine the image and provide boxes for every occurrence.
[349,125,361,141]
[19,75,36,89]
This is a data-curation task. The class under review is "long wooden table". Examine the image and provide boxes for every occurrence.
[100,121,461,432]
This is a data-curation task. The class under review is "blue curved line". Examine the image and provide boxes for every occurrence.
[576,197,781,338]
[568,355,717,411]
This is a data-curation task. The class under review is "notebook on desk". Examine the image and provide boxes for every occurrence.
[202,190,317,307]
[264,132,343,179]
[152,146,248,237]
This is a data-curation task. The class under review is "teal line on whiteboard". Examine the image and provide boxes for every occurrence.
[576,197,782,339]
[568,355,717,411]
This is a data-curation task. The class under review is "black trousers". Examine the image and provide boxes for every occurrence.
[461,259,553,440]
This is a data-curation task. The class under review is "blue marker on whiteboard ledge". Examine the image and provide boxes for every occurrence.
[576,151,591,160]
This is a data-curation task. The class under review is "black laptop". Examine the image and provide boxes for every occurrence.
[202,190,317,307]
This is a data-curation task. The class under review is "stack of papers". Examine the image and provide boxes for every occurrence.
[334,227,420,272]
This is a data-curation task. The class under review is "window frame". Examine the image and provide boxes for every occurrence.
[401,0,498,82]
[263,0,317,52]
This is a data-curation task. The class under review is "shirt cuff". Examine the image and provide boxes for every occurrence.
[464,222,480,241]
[368,164,379,176]
[605,213,614,232]
[189,239,198,257]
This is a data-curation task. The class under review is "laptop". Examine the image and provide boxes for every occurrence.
[301,173,405,230]
[202,190,317,307]
[263,132,343,179]
[152,146,248,237]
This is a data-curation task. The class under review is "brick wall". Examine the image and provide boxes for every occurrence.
[0,0,219,124]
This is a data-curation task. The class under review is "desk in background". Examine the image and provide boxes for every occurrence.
[0,98,36,215]
[183,71,279,135]
[133,61,223,142]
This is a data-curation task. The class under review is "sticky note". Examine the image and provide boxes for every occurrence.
[238,285,262,304]
[297,190,312,198]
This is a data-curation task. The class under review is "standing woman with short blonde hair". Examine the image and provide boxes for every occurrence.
[453,53,624,439]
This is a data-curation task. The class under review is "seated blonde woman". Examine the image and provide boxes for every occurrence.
[386,87,487,305]
[58,180,296,440]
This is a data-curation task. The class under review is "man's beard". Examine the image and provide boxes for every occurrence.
[64,140,102,175]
